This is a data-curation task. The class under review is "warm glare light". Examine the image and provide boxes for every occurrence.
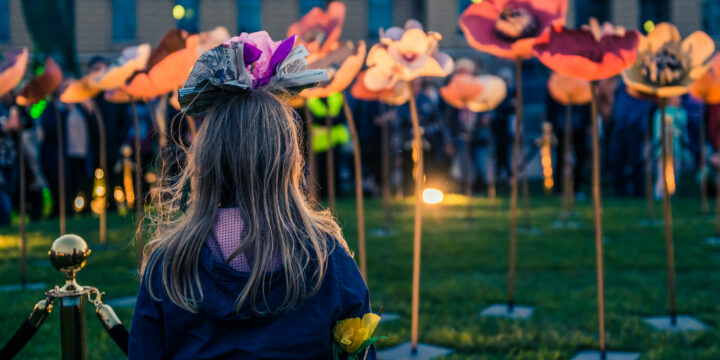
[113,186,125,202]
[644,20,655,33]
[423,188,444,204]
[95,186,106,197]
[74,195,86,212]
[95,168,104,179]
[172,5,185,20]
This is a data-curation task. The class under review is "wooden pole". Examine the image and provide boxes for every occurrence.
[381,119,392,229]
[464,126,473,219]
[343,95,367,281]
[488,130,497,207]
[54,100,67,235]
[645,112,655,221]
[507,58,523,310]
[92,100,107,245]
[699,106,709,214]
[304,106,318,201]
[590,81,606,356]
[407,81,424,352]
[563,104,575,221]
[130,99,144,264]
[18,111,26,287]
[659,101,677,325]
[325,112,336,212]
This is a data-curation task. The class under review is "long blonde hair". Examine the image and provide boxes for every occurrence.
[142,90,346,315]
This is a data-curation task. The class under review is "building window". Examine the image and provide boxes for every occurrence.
[575,0,610,27]
[112,0,136,42]
[237,0,261,33]
[175,0,199,33]
[640,0,669,31]
[300,0,326,16]
[703,0,720,39]
[0,0,8,43]
[368,0,392,38]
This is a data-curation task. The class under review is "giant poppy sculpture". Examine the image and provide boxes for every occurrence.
[14,56,63,286]
[534,18,642,357]
[440,69,507,215]
[690,55,720,219]
[621,22,714,330]
[460,0,567,315]
[546,72,591,223]
[288,1,373,280]
[0,47,29,98]
[363,20,454,356]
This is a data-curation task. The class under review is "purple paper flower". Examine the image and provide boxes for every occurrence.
[223,32,297,88]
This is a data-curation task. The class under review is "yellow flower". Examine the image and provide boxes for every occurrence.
[333,313,381,353]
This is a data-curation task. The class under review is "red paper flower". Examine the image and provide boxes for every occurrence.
[0,47,28,98]
[16,57,63,106]
[287,1,345,62]
[690,54,720,104]
[546,72,591,105]
[533,19,640,81]
[459,0,567,60]
[440,73,507,112]
[300,41,366,99]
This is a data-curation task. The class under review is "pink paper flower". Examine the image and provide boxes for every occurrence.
[223,31,296,88]
[363,20,453,92]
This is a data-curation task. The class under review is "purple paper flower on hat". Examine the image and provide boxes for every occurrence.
[223,32,296,88]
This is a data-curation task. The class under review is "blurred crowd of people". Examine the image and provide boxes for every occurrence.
[0,57,716,227]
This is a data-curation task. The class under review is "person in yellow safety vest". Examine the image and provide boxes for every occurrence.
[307,92,351,153]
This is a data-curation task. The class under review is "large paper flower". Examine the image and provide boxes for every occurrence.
[197,26,231,55]
[690,54,720,104]
[287,1,345,62]
[459,0,567,60]
[92,44,151,90]
[350,70,411,105]
[16,57,63,106]
[332,313,381,353]
[60,70,105,103]
[0,48,28,98]
[547,72,592,105]
[300,41,366,98]
[363,20,453,92]
[533,19,640,81]
[147,29,190,69]
[124,34,200,99]
[440,73,507,112]
[622,22,715,98]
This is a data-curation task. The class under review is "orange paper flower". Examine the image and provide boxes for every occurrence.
[547,72,592,105]
[300,41,366,98]
[440,73,507,112]
[92,44,151,91]
[533,19,640,81]
[287,1,345,62]
[690,54,720,104]
[0,48,29,98]
[363,20,453,92]
[16,57,63,106]
[622,23,715,98]
[351,70,411,106]
[459,0,567,60]
[124,34,200,99]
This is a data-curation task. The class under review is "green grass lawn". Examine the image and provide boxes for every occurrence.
[1,193,719,359]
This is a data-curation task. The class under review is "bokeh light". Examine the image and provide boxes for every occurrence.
[172,5,185,20]
[423,188,444,205]
[73,194,86,212]
[644,20,655,33]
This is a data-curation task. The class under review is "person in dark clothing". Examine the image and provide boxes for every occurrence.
[545,92,590,194]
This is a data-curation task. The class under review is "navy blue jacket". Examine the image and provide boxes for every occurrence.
[129,241,376,359]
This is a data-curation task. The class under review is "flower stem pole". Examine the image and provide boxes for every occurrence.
[92,99,108,246]
[645,113,655,221]
[699,105,709,214]
[590,80,606,355]
[54,99,67,235]
[563,104,574,222]
[488,132,497,208]
[304,106,318,202]
[659,100,677,325]
[326,112,336,212]
[342,95,367,281]
[507,58,523,310]
[381,118,392,229]
[130,99,144,264]
[407,81,423,352]
[464,128,473,219]
[18,115,26,287]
